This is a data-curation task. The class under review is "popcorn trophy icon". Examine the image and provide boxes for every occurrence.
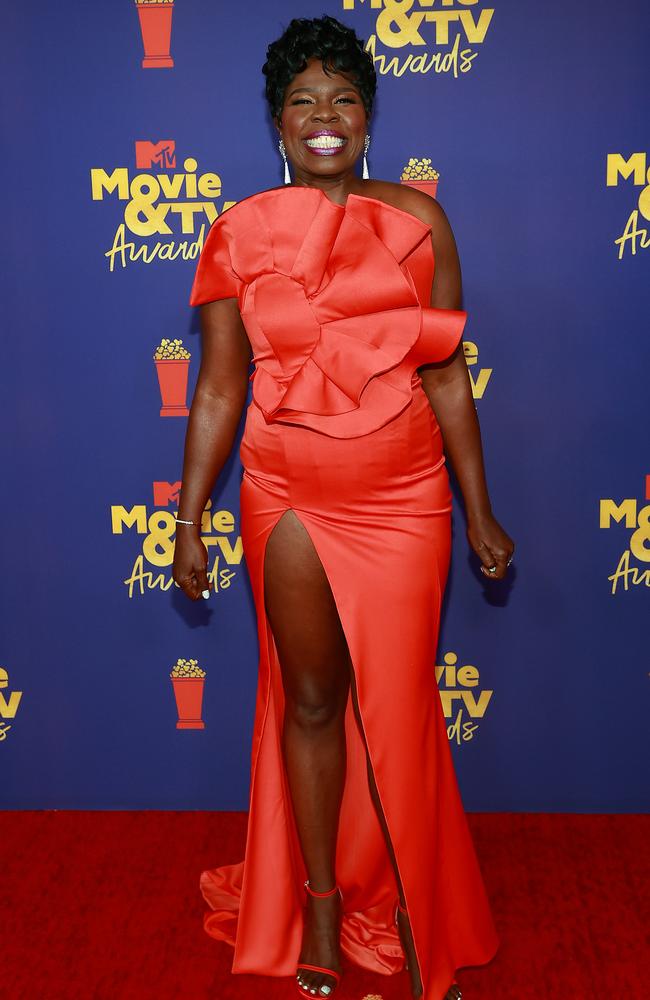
[134,0,175,70]
[400,157,440,200]
[170,658,206,730]
[153,338,190,417]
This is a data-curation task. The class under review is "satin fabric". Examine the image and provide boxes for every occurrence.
[189,186,499,999]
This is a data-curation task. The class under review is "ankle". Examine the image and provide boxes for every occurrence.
[304,878,341,899]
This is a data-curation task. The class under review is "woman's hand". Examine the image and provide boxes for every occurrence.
[466,512,515,581]
[172,527,213,601]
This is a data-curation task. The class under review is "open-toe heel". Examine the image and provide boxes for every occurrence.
[296,880,343,998]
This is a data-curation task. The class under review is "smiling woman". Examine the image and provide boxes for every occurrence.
[175,13,513,1000]
[275,70,367,179]
[263,16,373,187]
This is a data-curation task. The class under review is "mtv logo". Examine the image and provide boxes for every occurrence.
[153,481,182,506]
[135,140,176,170]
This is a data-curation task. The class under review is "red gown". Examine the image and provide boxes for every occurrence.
[188,185,499,999]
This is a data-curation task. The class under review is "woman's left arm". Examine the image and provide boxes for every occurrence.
[414,196,515,580]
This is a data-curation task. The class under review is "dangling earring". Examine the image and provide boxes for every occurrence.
[362,133,371,180]
[278,137,291,184]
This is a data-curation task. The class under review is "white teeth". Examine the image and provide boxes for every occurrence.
[304,135,346,149]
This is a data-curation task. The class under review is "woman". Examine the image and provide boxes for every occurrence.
[173,14,513,1000]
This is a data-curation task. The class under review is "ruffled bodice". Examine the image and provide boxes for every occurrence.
[189,186,466,438]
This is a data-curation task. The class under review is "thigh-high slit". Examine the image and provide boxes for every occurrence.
[199,381,499,999]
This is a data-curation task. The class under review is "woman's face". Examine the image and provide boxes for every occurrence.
[275,57,368,184]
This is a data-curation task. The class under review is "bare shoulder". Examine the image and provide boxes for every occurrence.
[362,180,462,301]
[360,179,452,233]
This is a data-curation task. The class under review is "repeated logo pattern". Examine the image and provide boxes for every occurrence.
[343,0,495,78]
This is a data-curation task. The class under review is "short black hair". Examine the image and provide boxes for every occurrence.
[262,14,377,122]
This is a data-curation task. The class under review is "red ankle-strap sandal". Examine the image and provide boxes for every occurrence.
[296,880,343,998]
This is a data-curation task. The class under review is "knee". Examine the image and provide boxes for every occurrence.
[285,689,345,732]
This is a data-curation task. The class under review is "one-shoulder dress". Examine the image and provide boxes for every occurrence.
[188,185,499,999]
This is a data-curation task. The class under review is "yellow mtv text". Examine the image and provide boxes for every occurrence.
[463,339,492,399]
[435,650,493,743]
[606,152,650,260]
[0,666,23,741]
[110,495,243,599]
[599,478,650,594]
[90,144,236,270]
[343,0,495,79]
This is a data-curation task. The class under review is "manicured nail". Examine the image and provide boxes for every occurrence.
[202,590,210,599]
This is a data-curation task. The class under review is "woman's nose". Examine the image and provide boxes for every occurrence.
[312,107,339,121]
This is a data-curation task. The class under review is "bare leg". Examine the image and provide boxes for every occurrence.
[264,510,350,997]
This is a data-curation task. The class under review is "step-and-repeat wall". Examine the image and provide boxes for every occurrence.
[2,1,648,811]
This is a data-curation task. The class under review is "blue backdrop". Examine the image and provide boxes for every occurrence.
[2,0,649,811]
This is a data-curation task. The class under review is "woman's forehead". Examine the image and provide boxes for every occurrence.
[286,60,359,92]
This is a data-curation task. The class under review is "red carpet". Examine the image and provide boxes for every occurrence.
[3,812,648,999]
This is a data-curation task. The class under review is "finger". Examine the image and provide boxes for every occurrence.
[476,540,498,572]
[498,546,515,574]
[482,549,510,580]
[475,539,495,563]
[176,572,201,601]
[195,562,212,600]
[478,544,504,579]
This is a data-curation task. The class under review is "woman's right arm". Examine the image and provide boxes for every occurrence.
[173,297,252,601]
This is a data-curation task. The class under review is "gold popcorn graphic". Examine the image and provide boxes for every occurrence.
[134,0,175,70]
[170,658,206,729]
[170,657,206,679]
[153,337,190,361]
[153,338,191,417]
[400,157,440,200]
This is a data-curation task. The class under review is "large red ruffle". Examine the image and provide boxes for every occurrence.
[189,187,466,438]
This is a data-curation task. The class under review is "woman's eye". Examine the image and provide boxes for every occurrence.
[290,96,356,105]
